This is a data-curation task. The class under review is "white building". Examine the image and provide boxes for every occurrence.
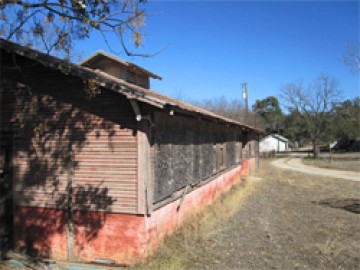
[260,134,289,153]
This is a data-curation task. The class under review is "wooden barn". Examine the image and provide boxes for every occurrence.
[0,39,260,264]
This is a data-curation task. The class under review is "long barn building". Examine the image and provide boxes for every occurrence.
[0,39,260,264]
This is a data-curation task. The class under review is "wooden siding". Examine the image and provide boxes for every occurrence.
[74,124,138,213]
[1,72,139,214]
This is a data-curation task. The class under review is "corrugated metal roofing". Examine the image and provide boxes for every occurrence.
[0,38,262,133]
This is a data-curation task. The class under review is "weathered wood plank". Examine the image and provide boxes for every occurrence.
[4,76,139,214]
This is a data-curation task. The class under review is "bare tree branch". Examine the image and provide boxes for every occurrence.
[0,0,150,58]
[281,74,342,157]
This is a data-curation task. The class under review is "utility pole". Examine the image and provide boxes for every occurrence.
[242,82,248,122]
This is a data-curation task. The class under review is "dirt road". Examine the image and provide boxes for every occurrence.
[272,158,360,181]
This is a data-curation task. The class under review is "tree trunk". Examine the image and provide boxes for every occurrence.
[313,138,319,158]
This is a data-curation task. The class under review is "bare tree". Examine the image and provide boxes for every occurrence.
[0,0,148,59]
[190,96,251,124]
[344,42,360,72]
[281,73,342,157]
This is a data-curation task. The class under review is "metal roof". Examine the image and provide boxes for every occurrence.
[0,38,262,133]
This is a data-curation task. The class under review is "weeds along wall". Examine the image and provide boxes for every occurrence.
[153,111,245,203]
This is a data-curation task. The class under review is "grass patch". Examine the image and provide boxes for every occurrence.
[132,175,262,270]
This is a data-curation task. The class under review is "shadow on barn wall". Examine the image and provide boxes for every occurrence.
[1,53,136,258]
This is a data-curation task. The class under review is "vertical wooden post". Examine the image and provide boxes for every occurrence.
[67,152,74,260]
[145,121,153,215]
[137,120,153,215]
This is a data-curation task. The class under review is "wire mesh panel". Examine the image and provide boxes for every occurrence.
[153,112,243,203]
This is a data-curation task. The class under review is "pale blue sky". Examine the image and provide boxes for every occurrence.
[77,0,360,108]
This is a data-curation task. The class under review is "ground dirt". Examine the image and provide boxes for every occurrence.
[197,161,360,270]
[137,160,360,270]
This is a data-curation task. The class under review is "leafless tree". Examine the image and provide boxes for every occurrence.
[281,73,342,157]
[0,0,148,59]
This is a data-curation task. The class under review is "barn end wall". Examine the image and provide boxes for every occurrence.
[14,159,255,264]
[1,66,141,259]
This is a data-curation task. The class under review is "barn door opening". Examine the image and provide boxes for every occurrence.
[0,131,14,260]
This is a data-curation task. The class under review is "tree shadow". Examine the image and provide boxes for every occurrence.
[313,198,360,214]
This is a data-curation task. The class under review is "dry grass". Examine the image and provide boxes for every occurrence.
[302,156,360,172]
[132,175,262,270]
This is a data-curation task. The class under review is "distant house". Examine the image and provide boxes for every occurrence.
[260,134,289,153]
[0,39,261,264]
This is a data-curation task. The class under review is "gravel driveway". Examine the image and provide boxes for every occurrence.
[272,158,360,181]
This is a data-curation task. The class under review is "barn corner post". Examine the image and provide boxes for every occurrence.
[144,115,154,216]
[135,107,153,216]
[129,98,152,216]
[130,99,154,258]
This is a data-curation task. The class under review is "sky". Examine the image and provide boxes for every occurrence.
[77,0,359,108]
